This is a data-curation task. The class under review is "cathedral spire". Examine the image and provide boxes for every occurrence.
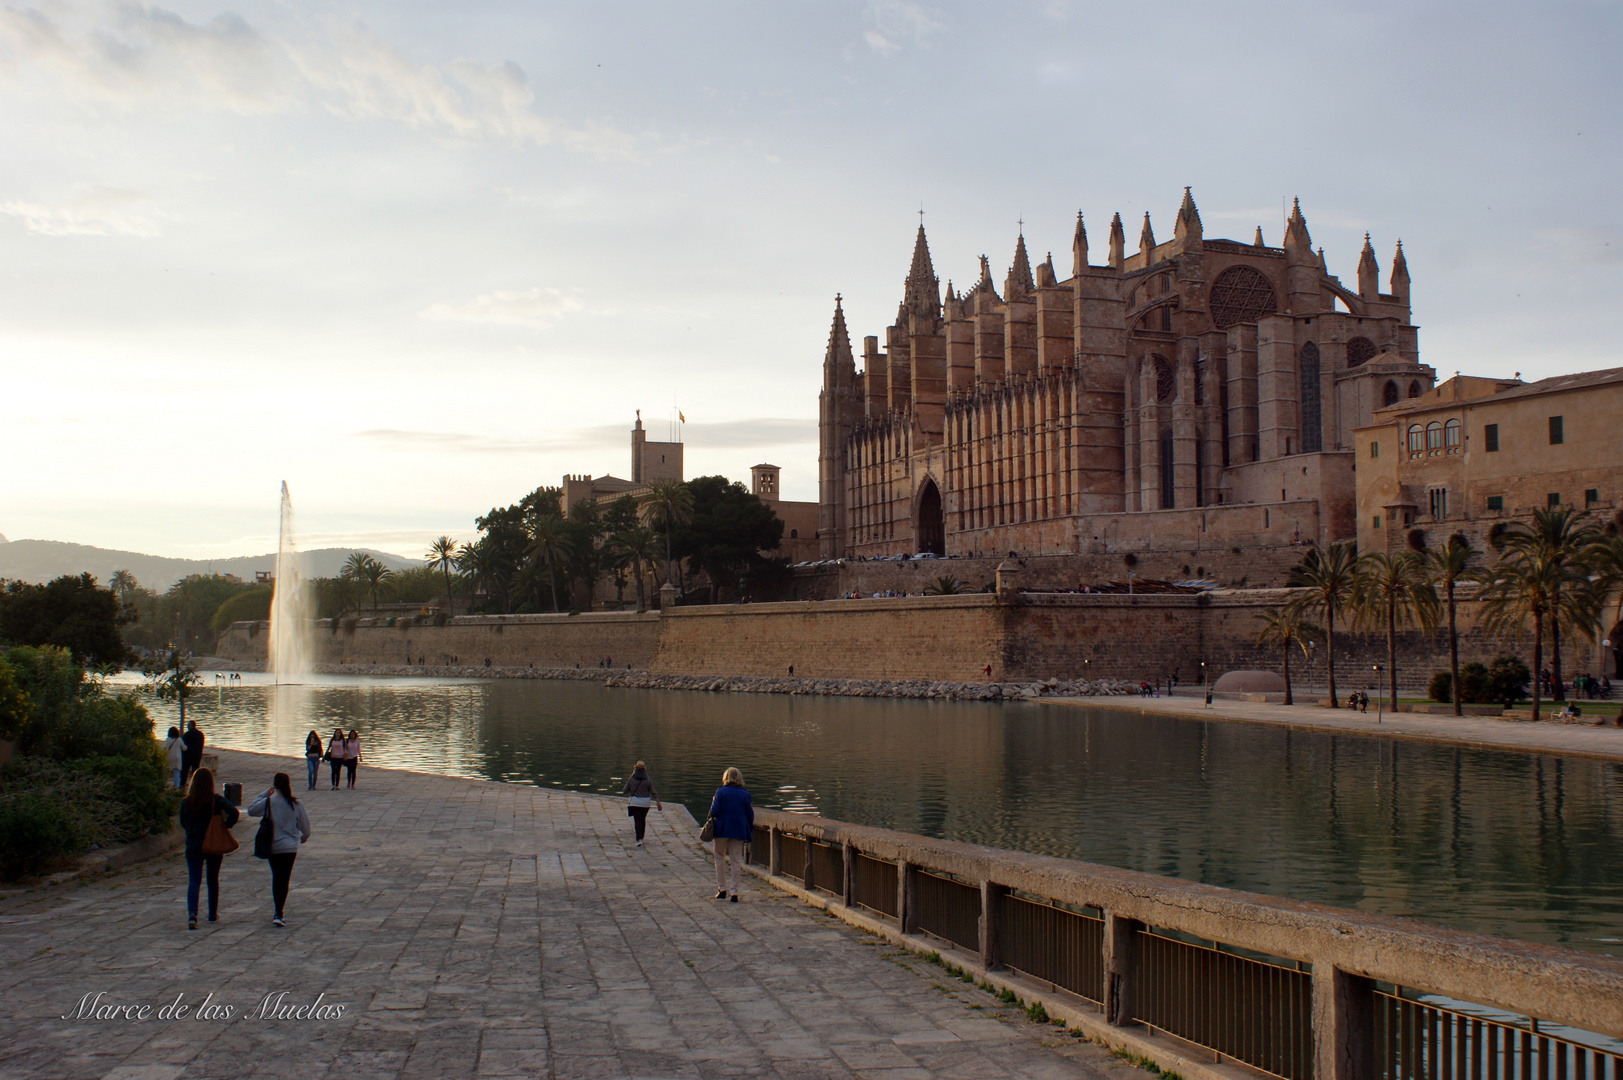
[1253,226,1265,247]
[1138,212,1156,262]
[1072,211,1088,275]
[1173,187,1202,242]
[1005,229,1034,300]
[1284,197,1313,255]
[1390,239,1410,301]
[825,294,852,364]
[1357,233,1380,298]
[902,223,940,320]
[1108,212,1125,270]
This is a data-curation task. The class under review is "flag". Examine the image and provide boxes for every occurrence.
[678,411,685,423]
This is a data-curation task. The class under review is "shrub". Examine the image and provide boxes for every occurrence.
[1428,671,1453,703]
[0,660,29,742]
[1488,655,1531,703]
[1457,662,1492,703]
[73,753,176,835]
[0,791,84,879]
[23,692,156,761]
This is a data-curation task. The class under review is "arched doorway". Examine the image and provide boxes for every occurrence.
[916,479,944,555]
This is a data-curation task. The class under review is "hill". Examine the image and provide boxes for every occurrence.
[0,539,416,591]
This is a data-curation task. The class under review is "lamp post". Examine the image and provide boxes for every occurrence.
[1373,663,1383,723]
[1202,660,1210,708]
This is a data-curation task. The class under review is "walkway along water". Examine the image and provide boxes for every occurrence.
[742,808,1623,1080]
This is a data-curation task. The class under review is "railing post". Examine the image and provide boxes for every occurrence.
[1103,912,1142,1027]
[842,843,856,908]
[898,861,918,935]
[1313,965,1375,1080]
[768,826,781,876]
[980,881,1008,970]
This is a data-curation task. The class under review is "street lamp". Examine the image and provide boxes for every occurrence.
[1373,663,1383,723]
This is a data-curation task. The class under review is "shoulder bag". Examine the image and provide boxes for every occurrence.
[253,798,276,860]
[699,816,716,843]
[201,809,238,856]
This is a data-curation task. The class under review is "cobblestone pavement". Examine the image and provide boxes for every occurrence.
[0,749,1120,1080]
[1061,693,1623,761]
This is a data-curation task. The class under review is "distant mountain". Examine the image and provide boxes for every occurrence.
[0,539,416,591]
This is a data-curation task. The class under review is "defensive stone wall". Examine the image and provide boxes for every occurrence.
[218,588,1526,695]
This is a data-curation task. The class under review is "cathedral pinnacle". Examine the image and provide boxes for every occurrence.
[1390,239,1410,299]
[1108,212,1125,270]
[1138,212,1156,261]
[1357,234,1380,298]
[825,294,852,368]
[902,223,940,320]
[1005,231,1035,300]
[1284,197,1312,253]
[1173,187,1202,242]
[1253,226,1266,247]
[1072,211,1088,275]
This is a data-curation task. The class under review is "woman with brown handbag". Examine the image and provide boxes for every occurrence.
[178,768,239,930]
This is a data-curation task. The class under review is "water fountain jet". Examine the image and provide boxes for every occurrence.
[267,481,313,684]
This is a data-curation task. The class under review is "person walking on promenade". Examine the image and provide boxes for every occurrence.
[621,761,663,847]
[343,729,362,789]
[247,773,311,927]
[177,767,238,929]
[163,726,184,789]
[326,728,345,789]
[708,767,753,903]
[304,730,324,790]
[180,720,205,788]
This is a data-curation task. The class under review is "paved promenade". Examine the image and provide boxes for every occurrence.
[0,749,1119,1080]
[1062,693,1623,761]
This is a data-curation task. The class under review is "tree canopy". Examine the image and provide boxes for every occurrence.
[0,573,132,667]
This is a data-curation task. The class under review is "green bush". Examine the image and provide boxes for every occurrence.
[73,753,176,835]
[1428,671,1453,703]
[210,586,272,637]
[1457,662,1492,703]
[1488,655,1530,703]
[0,791,84,879]
[0,660,29,742]
[25,693,155,761]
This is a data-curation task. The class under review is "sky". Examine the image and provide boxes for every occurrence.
[3,1,1621,560]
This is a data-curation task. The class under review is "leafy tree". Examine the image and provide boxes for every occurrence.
[1422,534,1483,716]
[158,574,256,655]
[385,566,445,605]
[562,499,607,610]
[1353,551,1439,709]
[603,494,640,536]
[523,512,576,613]
[672,475,785,603]
[0,574,133,668]
[1286,541,1362,707]
[0,658,30,742]
[210,585,272,637]
[474,487,561,614]
[1253,606,1317,706]
[141,646,201,728]
[426,535,459,612]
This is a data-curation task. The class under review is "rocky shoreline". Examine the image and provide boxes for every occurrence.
[189,658,1135,701]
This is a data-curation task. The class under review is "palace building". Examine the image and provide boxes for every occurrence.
[816,190,1436,559]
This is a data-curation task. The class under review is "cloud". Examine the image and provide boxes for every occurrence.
[0,187,162,237]
[0,6,633,153]
[417,287,585,327]
[861,1,944,54]
[350,418,817,456]
[1533,227,1623,266]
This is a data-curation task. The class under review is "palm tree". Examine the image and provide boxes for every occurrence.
[109,569,139,604]
[344,553,391,613]
[640,479,694,591]
[1478,552,1565,721]
[1287,541,1362,707]
[613,525,659,612]
[1353,551,1439,710]
[1253,606,1316,706]
[1423,534,1482,716]
[1495,506,1600,699]
[524,513,576,613]
[925,576,965,595]
[425,535,459,614]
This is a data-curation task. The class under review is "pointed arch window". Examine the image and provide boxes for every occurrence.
[1383,380,1400,407]
[1159,428,1175,509]
[1299,342,1322,453]
[1408,381,1421,398]
[1154,355,1175,403]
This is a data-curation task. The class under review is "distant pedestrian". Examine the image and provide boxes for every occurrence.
[708,767,754,903]
[326,728,345,789]
[180,720,205,787]
[788,665,794,677]
[343,729,362,789]
[163,726,184,789]
[621,761,663,847]
[178,767,238,929]
[247,772,311,927]
[304,730,324,790]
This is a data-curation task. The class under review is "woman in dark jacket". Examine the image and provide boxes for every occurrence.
[304,730,324,790]
[177,767,238,929]
[708,767,753,902]
[621,761,663,847]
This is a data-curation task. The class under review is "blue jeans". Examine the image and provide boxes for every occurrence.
[171,768,183,790]
[306,756,320,789]
[186,853,223,919]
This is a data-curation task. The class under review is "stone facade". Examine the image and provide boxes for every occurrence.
[818,191,1434,561]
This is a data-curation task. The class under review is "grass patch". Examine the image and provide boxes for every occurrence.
[1114,1046,1184,1080]
[1025,1000,1050,1023]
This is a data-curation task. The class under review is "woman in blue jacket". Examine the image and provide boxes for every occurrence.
[708,767,753,902]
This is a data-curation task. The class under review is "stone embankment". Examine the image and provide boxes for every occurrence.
[601,671,1137,701]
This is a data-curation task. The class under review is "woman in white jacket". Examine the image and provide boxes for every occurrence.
[162,727,184,789]
[247,772,312,927]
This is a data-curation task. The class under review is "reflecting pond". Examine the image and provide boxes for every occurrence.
[122,672,1623,957]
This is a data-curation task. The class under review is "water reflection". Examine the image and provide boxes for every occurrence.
[116,673,1623,957]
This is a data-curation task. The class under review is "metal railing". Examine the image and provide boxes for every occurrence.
[742,808,1623,1080]
[1375,991,1622,1080]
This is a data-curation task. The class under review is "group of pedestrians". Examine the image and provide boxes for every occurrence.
[305,728,362,789]
[620,761,754,903]
[161,720,207,789]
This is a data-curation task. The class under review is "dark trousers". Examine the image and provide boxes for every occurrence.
[306,756,320,789]
[268,852,297,917]
[629,806,650,841]
[181,755,200,787]
[344,758,358,787]
[186,854,222,919]
[329,757,343,786]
